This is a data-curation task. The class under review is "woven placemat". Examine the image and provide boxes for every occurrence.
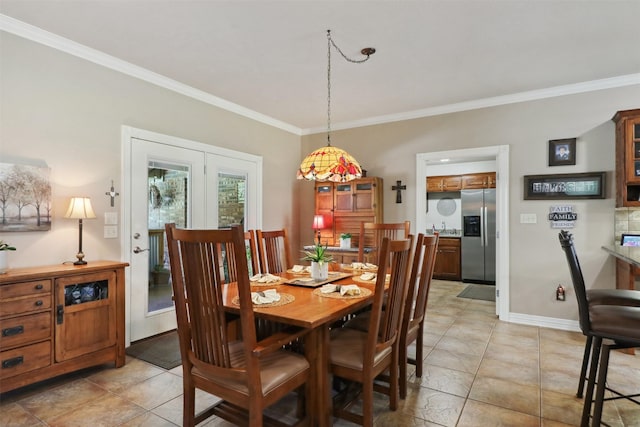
[351,274,389,285]
[249,276,286,287]
[342,266,378,272]
[312,287,372,299]
[231,293,295,307]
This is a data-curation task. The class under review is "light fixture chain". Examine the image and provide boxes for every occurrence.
[328,33,373,64]
[327,30,332,145]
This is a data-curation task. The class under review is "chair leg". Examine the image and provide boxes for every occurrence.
[183,385,196,427]
[399,343,408,400]
[415,329,424,378]
[577,335,592,398]
[363,379,375,427]
[592,342,612,427]
[582,336,602,427]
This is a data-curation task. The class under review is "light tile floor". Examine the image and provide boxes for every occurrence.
[2,280,640,426]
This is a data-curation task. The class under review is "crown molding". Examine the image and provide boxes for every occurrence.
[3,14,638,137]
[0,14,302,136]
[303,73,640,135]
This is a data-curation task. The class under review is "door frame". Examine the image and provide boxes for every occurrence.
[121,125,263,346]
[416,145,509,320]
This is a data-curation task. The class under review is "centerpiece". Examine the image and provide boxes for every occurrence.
[339,233,352,249]
[302,242,333,280]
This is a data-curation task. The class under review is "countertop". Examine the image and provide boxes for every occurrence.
[602,245,640,268]
[426,230,462,238]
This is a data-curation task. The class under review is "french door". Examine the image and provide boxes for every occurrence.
[123,127,262,343]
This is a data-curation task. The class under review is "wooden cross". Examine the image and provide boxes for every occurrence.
[392,180,406,203]
[105,180,120,207]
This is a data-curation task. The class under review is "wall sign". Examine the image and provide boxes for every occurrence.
[524,171,605,200]
[549,205,577,229]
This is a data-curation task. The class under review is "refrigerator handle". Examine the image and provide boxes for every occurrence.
[479,206,485,247]
[483,206,488,247]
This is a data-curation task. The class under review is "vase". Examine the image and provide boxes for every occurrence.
[310,261,329,280]
[0,251,7,274]
[340,238,351,249]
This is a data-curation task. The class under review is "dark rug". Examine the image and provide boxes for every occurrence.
[126,330,181,370]
[457,284,496,302]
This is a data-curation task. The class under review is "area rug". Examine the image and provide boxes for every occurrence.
[457,284,496,302]
[126,330,181,370]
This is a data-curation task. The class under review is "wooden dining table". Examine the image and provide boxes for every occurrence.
[221,265,382,426]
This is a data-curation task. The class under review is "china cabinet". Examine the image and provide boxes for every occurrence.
[614,109,640,206]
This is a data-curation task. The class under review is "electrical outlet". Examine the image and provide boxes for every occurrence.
[104,226,118,239]
[520,213,537,224]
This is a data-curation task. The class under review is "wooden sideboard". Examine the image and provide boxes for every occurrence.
[0,261,127,393]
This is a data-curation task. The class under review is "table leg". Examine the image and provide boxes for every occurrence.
[304,326,331,427]
[615,258,636,290]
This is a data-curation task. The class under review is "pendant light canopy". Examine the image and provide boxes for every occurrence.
[297,30,375,183]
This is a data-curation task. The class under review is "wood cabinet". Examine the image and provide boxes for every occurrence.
[314,177,383,246]
[0,261,127,392]
[427,172,496,193]
[433,237,461,281]
[614,109,640,207]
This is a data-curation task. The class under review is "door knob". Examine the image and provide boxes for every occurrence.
[133,233,141,239]
[133,246,149,254]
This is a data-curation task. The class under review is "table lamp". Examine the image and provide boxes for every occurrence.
[312,214,325,245]
[65,197,96,265]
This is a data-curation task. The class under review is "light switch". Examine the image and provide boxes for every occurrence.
[104,212,118,225]
[104,226,118,239]
[520,213,537,224]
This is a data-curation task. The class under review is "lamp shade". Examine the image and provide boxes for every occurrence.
[64,197,96,219]
[312,214,326,230]
[297,145,362,182]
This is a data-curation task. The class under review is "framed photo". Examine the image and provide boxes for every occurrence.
[548,138,576,166]
[524,171,605,200]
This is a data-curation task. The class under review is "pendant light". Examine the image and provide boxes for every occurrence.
[297,30,375,183]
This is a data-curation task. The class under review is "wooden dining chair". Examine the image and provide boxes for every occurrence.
[165,223,310,427]
[256,228,293,274]
[329,235,414,426]
[357,221,410,263]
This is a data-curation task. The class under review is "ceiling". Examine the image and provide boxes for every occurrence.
[1,1,639,134]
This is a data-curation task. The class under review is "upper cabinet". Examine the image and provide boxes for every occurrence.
[614,109,640,207]
[427,172,495,192]
[314,177,383,246]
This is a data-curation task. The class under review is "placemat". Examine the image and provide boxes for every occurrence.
[231,293,295,307]
[352,275,389,285]
[312,287,372,299]
[249,277,286,286]
[342,265,378,272]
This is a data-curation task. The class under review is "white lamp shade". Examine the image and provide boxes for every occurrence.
[64,197,96,219]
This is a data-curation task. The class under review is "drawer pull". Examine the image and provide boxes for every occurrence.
[35,284,44,290]
[35,300,44,307]
[2,356,24,369]
[2,325,24,337]
[57,305,64,324]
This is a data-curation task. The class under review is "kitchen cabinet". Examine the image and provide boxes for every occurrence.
[461,172,496,189]
[0,261,127,392]
[614,109,640,206]
[433,237,461,281]
[426,175,462,192]
[314,177,383,246]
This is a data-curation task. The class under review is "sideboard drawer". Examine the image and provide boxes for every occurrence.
[0,279,52,300]
[0,294,52,317]
[0,340,51,379]
[0,312,51,349]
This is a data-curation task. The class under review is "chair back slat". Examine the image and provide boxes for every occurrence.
[358,221,410,262]
[256,229,292,274]
[404,233,439,332]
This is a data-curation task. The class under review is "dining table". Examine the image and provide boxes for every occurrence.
[221,263,384,427]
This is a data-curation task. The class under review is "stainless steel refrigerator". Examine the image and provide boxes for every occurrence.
[461,189,496,284]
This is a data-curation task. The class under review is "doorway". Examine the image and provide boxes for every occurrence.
[122,126,263,344]
[416,145,509,320]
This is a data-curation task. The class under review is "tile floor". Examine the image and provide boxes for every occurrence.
[2,280,640,426]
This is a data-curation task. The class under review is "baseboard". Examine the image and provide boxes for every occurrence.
[507,312,580,332]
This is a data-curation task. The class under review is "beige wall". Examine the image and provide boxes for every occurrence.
[0,33,301,267]
[302,87,640,320]
[3,30,640,323]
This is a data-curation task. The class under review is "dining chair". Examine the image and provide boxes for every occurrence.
[165,223,310,427]
[329,235,414,426]
[558,230,640,426]
[223,229,260,282]
[357,221,410,263]
[256,228,293,274]
[345,232,439,399]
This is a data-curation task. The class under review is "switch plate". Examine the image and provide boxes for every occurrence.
[104,225,118,239]
[520,213,537,224]
[104,212,118,225]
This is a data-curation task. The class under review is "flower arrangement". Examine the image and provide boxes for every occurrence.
[301,242,333,265]
[340,233,352,240]
[0,241,16,251]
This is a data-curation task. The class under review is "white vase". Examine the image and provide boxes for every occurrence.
[0,251,7,274]
[310,261,329,280]
[340,238,351,249]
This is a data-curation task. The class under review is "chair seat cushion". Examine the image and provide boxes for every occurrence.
[329,327,392,370]
[587,289,640,306]
[192,341,309,396]
[589,305,640,343]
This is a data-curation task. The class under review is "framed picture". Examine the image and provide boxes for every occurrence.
[524,171,605,200]
[548,138,576,166]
